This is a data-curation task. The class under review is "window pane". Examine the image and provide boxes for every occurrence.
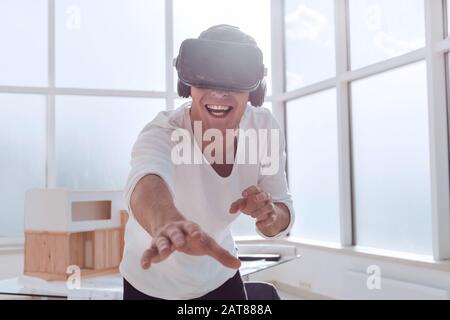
[349,0,425,69]
[55,0,165,90]
[173,0,272,95]
[0,0,48,86]
[285,0,335,90]
[55,96,165,190]
[0,94,46,237]
[351,62,432,255]
[286,89,340,242]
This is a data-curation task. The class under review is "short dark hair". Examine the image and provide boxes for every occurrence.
[198,24,258,47]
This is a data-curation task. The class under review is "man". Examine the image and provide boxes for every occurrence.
[120,25,294,300]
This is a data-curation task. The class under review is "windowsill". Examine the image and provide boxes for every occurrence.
[0,237,24,255]
[235,236,450,273]
[2,235,450,273]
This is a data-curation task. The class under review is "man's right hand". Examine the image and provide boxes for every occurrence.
[140,220,241,270]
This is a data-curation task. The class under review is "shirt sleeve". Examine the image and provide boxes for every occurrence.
[256,110,295,239]
[123,111,177,219]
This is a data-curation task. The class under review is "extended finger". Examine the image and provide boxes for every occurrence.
[229,198,246,214]
[141,246,158,269]
[242,185,261,198]
[205,237,241,269]
[163,225,186,248]
[181,222,202,238]
[153,236,174,262]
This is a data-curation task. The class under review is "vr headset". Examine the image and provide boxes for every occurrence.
[174,38,267,106]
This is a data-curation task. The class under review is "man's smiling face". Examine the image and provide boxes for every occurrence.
[190,86,250,133]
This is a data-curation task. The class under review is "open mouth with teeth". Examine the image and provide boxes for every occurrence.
[205,104,233,118]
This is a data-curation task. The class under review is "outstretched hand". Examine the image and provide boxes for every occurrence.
[229,185,277,230]
[141,220,241,270]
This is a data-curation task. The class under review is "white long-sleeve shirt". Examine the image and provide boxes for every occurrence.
[119,102,294,299]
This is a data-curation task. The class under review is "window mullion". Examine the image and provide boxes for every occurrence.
[165,0,175,110]
[335,0,353,246]
[271,0,286,132]
[425,0,450,260]
[46,0,56,188]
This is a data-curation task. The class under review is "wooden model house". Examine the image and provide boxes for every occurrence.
[24,188,128,280]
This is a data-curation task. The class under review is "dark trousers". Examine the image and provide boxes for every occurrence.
[123,272,247,300]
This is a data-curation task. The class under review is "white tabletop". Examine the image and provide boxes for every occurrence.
[0,255,300,300]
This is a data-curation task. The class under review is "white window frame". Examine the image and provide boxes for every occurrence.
[1,0,450,264]
[425,0,450,260]
[0,0,277,245]
[274,0,450,261]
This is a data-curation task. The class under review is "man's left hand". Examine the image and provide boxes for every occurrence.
[229,185,290,237]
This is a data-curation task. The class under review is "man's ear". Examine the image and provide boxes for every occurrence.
[177,81,191,98]
[249,81,266,107]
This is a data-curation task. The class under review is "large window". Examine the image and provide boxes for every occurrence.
[0,0,276,238]
[351,62,432,255]
[0,0,168,238]
[2,1,450,260]
[348,0,425,69]
[284,0,335,90]
[55,0,165,90]
[55,96,165,190]
[283,0,450,258]
[0,94,46,237]
[286,89,340,242]
[0,0,48,86]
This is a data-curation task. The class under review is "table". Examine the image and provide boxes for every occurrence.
[0,255,300,300]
